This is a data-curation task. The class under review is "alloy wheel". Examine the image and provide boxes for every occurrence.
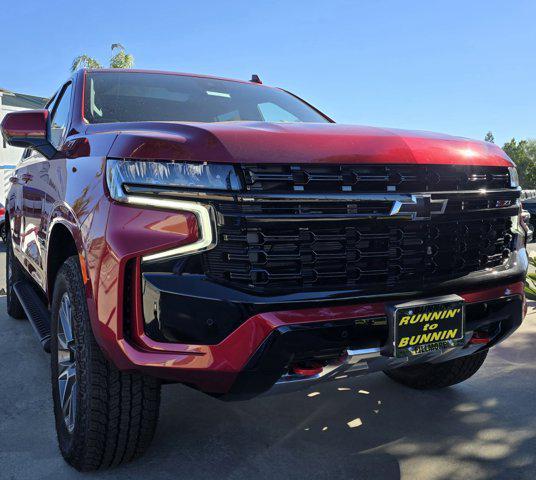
[57,292,77,433]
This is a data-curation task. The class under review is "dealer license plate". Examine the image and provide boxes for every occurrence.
[393,296,465,358]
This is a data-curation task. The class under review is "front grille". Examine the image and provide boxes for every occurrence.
[204,216,514,293]
[202,162,518,294]
[242,164,511,193]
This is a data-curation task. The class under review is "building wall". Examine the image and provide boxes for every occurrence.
[0,93,26,203]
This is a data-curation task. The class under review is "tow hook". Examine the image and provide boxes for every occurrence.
[289,362,324,376]
[469,332,491,345]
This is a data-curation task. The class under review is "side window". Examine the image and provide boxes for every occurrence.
[21,148,32,161]
[49,83,73,149]
[258,102,299,123]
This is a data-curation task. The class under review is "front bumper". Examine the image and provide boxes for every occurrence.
[120,274,526,395]
[229,293,524,398]
[91,201,527,397]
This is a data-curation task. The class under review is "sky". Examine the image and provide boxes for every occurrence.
[1,0,534,145]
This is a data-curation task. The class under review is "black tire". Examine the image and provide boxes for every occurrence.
[384,351,488,390]
[50,256,161,471]
[6,225,25,319]
[0,222,6,243]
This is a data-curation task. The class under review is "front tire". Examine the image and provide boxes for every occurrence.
[50,256,161,471]
[0,222,7,243]
[384,351,488,389]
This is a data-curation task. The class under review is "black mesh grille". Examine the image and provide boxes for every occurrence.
[197,164,518,294]
[204,216,514,293]
[242,164,511,193]
[122,259,136,338]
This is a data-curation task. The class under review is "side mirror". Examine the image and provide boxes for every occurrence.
[0,109,56,159]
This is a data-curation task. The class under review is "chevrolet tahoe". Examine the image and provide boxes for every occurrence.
[0,69,527,471]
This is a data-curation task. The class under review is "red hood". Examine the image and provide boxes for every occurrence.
[99,121,512,167]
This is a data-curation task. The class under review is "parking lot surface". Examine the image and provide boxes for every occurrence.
[0,243,535,480]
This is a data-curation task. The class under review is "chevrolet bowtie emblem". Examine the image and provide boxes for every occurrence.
[390,194,448,220]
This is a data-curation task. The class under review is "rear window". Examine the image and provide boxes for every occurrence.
[84,72,329,124]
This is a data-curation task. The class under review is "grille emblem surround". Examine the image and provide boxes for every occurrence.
[390,194,447,220]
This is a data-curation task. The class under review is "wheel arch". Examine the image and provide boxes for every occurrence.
[46,217,87,304]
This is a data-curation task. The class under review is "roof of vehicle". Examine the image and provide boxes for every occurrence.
[83,68,269,87]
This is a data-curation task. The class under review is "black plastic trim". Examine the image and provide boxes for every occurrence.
[13,280,52,352]
[141,248,527,345]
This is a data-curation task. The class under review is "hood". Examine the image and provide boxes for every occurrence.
[99,121,512,167]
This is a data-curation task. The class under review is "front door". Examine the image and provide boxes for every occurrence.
[20,82,73,289]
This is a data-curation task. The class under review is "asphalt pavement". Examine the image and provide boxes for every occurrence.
[0,243,535,480]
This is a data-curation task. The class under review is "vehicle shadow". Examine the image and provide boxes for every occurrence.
[1,296,534,480]
[104,314,536,480]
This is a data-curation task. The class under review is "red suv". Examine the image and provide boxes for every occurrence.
[1,69,527,471]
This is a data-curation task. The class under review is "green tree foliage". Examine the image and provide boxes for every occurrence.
[109,44,134,69]
[503,138,536,188]
[484,131,495,143]
[71,44,134,72]
[524,255,536,299]
[71,54,102,72]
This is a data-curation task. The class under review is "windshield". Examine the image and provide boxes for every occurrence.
[83,72,330,124]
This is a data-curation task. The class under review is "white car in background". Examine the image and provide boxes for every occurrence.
[522,209,533,243]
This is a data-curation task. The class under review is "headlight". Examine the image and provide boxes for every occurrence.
[106,159,241,202]
[106,159,237,261]
[508,166,519,188]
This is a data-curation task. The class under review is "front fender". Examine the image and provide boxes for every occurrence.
[46,206,87,298]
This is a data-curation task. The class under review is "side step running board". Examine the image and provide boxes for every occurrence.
[13,281,51,353]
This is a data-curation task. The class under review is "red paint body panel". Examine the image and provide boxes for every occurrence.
[0,109,49,140]
[98,121,514,167]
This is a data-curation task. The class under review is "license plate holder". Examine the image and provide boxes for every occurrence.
[391,295,465,358]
